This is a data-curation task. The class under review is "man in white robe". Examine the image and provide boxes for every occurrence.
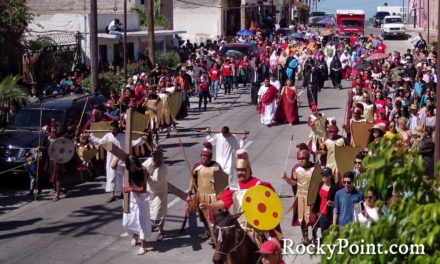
[88,120,146,203]
[206,126,247,183]
[258,78,279,126]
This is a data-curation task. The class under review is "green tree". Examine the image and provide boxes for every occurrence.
[0,75,28,106]
[0,0,34,78]
[129,0,170,29]
[321,138,440,263]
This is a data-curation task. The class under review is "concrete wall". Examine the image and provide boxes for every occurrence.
[27,0,142,14]
[173,0,223,42]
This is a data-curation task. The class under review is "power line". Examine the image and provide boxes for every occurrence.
[174,0,222,9]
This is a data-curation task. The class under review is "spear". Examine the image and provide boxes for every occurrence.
[279,135,294,197]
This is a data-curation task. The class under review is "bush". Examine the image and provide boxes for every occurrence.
[98,72,124,97]
[155,50,181,70]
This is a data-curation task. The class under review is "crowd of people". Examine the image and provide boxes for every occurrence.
[17,21,438,261]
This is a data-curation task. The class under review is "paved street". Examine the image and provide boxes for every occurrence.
[0,28,413,264]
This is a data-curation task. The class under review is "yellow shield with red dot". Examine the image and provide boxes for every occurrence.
[241,185,282,230]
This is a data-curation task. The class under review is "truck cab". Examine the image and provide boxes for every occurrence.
[374,11,390,27]
[336,10,365,38]
[381,15,405,39]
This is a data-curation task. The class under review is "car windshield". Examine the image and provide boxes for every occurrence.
[341,20,362,27]
[311,12,325,16]
[385,17,402,23]
[8,109,65,130]
[376,12,390,19]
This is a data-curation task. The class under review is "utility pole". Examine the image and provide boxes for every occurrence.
[147,0,155,65]
[90,0,98,93]
[402,0,405,23]
[123,0,128,80]
[435,0,440,180]
[427,0,429,43]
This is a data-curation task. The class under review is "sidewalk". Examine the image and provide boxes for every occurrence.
[405,25,438,43]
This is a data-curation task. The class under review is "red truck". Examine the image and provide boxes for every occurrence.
[336,10,365,38]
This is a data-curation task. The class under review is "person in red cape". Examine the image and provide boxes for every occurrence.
[274,79,299,125]
[200,149,282,243]
[258,78,279,126]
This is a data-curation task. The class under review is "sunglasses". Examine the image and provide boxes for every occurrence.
[354,161,362,165]
[297,157,308,160]
[367,196,375,200]
[343,180,352,185]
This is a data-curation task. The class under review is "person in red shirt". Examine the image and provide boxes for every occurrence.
[376,40,387,54]
[350,33,360,46]
[221,59,233,95]
[208,63,221,99]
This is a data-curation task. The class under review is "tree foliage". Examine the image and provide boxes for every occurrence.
[0,75,28,106]
[129,0,170,29]
[321,138,440,263]
[0,0,34,78]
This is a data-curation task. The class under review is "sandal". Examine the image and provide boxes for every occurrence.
[200,231,211,240]
[137,247,146,255]
[130,238,138,246]
[156,233,165,241]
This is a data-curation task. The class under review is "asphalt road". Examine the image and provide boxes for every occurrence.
[0,27,413,264]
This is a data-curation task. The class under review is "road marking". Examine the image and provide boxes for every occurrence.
[243,140,253,150]
[167,196,181,209]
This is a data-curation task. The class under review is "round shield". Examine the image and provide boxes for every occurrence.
[242,185,283,231]
[49,137,74,164]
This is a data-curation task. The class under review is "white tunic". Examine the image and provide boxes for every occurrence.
[122,192,151,240]
[143,157,168,220]
[258,85,278,125]
[206,134,245,183]
[89,132,144,192]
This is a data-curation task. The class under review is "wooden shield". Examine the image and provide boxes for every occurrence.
[90,121,112,138]
[307,164,322,206]
[351,122,374,149]
[168,92,182,118]
[213,169,229,195]
[132,113,149,140]
[335,146,361,178]
[49,137,74,164]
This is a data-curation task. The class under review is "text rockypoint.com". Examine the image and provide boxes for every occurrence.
[282,238,425,259]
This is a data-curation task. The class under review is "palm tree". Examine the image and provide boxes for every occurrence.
[129,0,169,29]
[0,75,28,107]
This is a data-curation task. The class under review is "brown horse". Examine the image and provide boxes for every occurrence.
[212,211,261,264]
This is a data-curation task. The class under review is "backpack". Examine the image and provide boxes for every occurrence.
[105,25,110,34]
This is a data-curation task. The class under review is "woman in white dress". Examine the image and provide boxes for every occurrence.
[123,156,151,255]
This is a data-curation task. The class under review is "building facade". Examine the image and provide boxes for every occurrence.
[26,0,182,65]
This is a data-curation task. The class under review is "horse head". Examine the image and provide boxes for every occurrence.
[212,211,244,264]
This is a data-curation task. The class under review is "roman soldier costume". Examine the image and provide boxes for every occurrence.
[291,149,317,244]
[306,103,326,161]
[320,123,347,183]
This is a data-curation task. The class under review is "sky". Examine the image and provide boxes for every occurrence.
[316,0,405,18]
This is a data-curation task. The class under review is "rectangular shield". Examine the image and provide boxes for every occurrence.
[90,121,113,138]
[351,122,374,149]
[307,164,322,205]
[335,145,361,180]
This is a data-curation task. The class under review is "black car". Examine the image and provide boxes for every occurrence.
[374,11,390,27]
[0,93,106,176]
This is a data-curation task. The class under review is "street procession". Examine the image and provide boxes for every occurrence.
[0,1,439,264]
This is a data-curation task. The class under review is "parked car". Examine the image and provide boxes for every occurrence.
[220,43,259,59]
[381,15,405,39]
[374,11,390,27]
[0,93,106,176]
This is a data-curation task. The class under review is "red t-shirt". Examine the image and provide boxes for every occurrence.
[377,43,386,54]
[319,188,329,215]
[221,63,232,76]
[219,177,274,209]
[209,68,220,81]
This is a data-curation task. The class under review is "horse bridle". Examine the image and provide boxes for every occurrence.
[214,224,246,256]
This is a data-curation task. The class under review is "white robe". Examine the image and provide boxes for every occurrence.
[258,85,278,125]
[89,132,144,192]
[143,158,168,220]
[122,192,151,240]
[206,134,245,183]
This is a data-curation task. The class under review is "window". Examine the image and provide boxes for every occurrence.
[385,18,402,24]
[341,20,362,28]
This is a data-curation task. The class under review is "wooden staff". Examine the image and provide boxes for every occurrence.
[35,107,43,201]
[85,129,147,135]
[279,135,294,196]
[74,97,89,143]
[190,128,250,135]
